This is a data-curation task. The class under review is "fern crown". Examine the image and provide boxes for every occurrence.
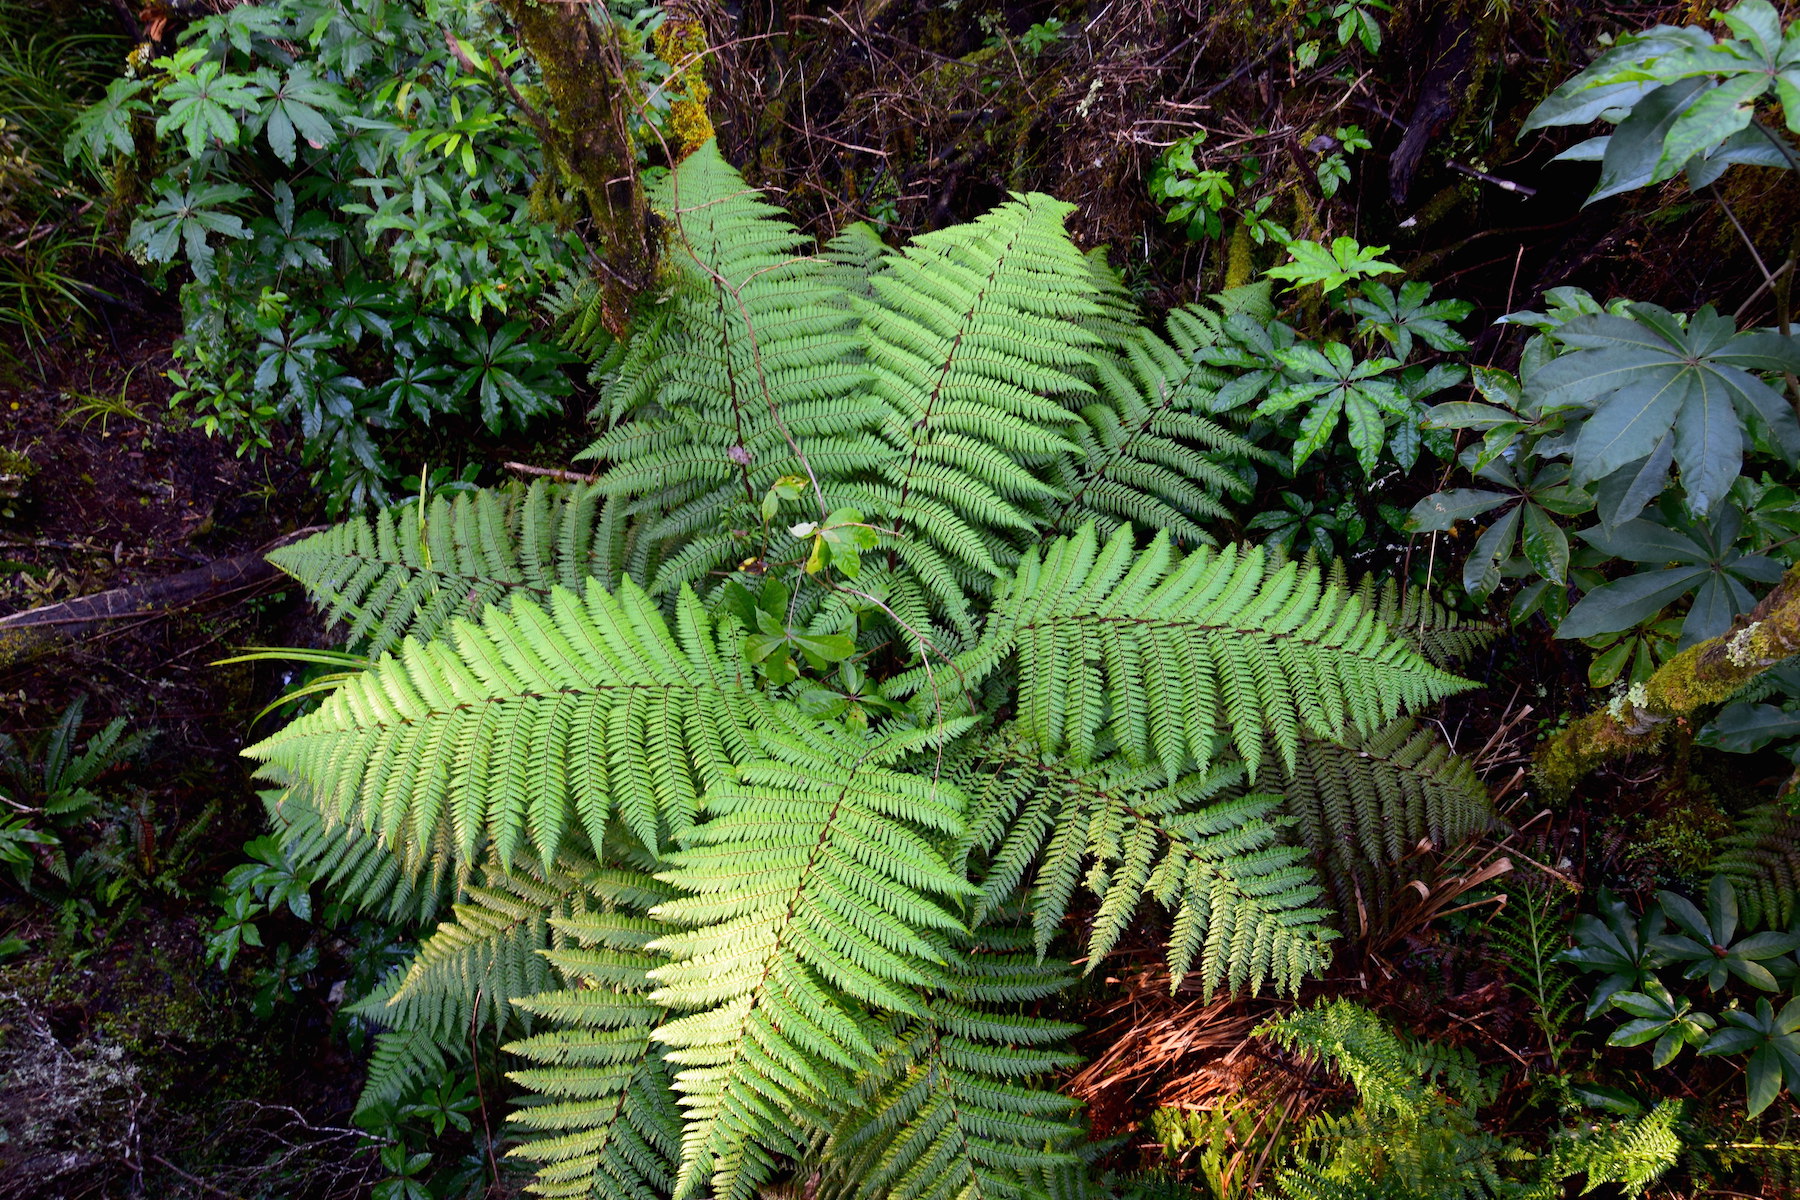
[251,140,1483,1200]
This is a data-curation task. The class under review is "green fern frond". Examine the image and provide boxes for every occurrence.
[1265,1001,1501,1200]
[1714,800,1800,928]
[645,716,976,1200]
[267,480,626,656]
[1049,256,1268,546]
[262,784,451,925]
[1526,1100,1682,1199]
[1262,999,1491,1119]
[507,900,683,1200]
[822,926,1085,1200]
[580,140,880,596]
[909,524,1471,781]
[820,221,889,304]
[356,1026,454,1117]
[854,192,1103,625]
[1275,719,1493,922]
[244,580,758,869]
[1328,563,1500,670]
[352,859,591,1044]
[957,734,1335,995]
[543,274,625,368]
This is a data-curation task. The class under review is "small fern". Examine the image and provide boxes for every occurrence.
[1714,799,1800,928]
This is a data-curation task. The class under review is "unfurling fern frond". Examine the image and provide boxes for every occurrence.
[915,524,1470,780]
[581,140,882,597]
[352,859,590,1044]
[506,899,683,1200]
[645,717,975,1200]
[1276,719,1493,921]
[267,480,625,656]
[957,735,1334,995]
[1328,563,1500,670]
[244,580,758,868]
[262,784,450,925]
[822,925,1084,1200]
[1714,800,1800,927]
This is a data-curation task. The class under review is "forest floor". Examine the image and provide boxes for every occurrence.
[0,312,391,1197]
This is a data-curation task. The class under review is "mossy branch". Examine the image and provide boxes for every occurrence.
[491,0,652,334]
[1536,560,1800,802]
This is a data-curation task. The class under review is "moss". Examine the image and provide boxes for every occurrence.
[653,14,715,159]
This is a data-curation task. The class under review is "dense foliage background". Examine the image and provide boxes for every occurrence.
[6,0,1800,1197]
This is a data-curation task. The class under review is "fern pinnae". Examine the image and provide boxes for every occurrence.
[267,480,621,657]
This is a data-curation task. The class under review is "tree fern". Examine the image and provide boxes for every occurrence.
[644,715,976,1200]
[267,479,626,656]
[820,925,1085,1200]
[244,579,758,868]
[357,1026,453,1117]
[1276,719,1493,921]
[246,147,1493,1200]
[905,524,1470,780]
[957,734,1335,995]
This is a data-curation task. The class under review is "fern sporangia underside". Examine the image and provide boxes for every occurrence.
[251,140,1487,1200]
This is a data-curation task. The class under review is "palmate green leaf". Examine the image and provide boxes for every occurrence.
[1532,303,1800,516]
[253,62,353,163]
[129,181,253,283]
[1525,4,1800,200]
[1558,508,1783,642]
[243,579,760,869]
[645,716,976,1200]
[906,524,1469,781]
[154,52,263,158]
[64,76,148,165]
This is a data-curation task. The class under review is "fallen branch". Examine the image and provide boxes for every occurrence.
[1535,559,1800,802]
[0,528,322,665]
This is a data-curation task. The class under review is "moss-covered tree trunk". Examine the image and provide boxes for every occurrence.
[1537,561,1800,801]
[491,0,652,333]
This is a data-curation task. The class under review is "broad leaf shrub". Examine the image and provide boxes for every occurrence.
[75,0,655,507]
[246,142,1487,1200]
